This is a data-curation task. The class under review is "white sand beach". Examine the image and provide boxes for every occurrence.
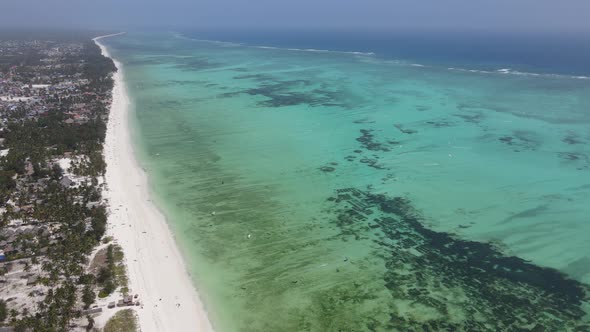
[93,34,215,332]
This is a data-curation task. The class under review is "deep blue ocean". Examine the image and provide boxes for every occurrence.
[182,29,590,76]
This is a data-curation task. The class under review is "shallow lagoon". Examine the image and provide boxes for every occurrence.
[104,33,590,331]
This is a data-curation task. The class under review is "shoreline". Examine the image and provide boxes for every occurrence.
[93,34,215,332]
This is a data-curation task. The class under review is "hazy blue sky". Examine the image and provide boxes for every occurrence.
[1,0,589,33]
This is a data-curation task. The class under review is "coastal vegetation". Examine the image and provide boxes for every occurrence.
[0,32,121,331]
[97,244,128,298]
[103,309,138,332]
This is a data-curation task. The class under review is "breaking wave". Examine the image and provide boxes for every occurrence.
[256,46,376,56]
[447,67,590,80]
[174,32,375,56]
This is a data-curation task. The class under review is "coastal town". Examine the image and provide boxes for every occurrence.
[0,33,138,331]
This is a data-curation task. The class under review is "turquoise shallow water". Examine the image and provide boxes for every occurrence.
[104,33,590,331]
